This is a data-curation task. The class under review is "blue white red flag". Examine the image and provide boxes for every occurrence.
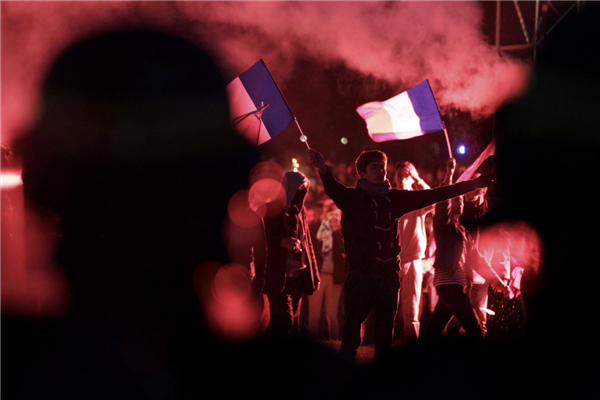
[226,59,294,146]
[356,80,444,143]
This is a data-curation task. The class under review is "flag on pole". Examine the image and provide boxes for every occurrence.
[356,80,444,143]
[456,137,496,183]
[226,59,294,146]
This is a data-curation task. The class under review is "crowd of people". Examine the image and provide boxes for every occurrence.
[5,4,600,397]
[252,149,530,357]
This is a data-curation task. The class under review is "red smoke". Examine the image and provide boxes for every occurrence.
[1,1,531,317]
[2,1,529,146]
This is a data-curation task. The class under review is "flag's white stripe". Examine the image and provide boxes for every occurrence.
[226,77,270,145]
[357,80,444,143]
[357,92,424,142]
[356,102,393,134]
[383,92,423,135]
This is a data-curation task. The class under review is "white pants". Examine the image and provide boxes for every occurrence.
[399,259,424,340]
[307,273,342,340]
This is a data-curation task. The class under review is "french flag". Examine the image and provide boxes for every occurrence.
[356,80,444,143]
[226,59,294,146]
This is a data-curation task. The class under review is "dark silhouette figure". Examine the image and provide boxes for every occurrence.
[489,4,600,397]
[4,29,343,399]
[262,171,320,338]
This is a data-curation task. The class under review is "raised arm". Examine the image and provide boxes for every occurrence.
[407,163,431,190]
[391,159,492,216]
[307,148,328,175]
[307,148,353,210]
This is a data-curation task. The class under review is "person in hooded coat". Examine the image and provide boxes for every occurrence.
[262,171,320,338]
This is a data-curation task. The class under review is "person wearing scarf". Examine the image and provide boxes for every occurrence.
[308,148,492,362]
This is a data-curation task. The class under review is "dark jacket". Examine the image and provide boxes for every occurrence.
[319,168,480,276]
[330,228,347,284]
[262,172,319,295]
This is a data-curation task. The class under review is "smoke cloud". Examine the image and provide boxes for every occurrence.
[1,1,530,144]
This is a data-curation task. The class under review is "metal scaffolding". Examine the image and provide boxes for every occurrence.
[495,1,586,58]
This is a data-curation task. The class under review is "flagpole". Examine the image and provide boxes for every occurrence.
[443,125,453,158]
[294,118,311,150]
[256,102,265,147]
[426,78,452,159]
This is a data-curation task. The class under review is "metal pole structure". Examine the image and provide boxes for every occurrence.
[547,1,579,35]
[513,0,531,45]
[495,0,501,53]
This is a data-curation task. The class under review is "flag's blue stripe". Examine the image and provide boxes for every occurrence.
[406,80,444,133]
[239,60,294,139]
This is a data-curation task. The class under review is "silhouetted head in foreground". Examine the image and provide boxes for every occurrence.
[487,4,600,397]
[11,28,351,400]
[18,29,258,317]
[11,28,266,398]
[494,3,600,334]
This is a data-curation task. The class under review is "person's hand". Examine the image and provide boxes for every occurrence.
[406,164,420,181]
[473,173,494,189]
[307,149,327,173]
[314,281,321,292]
[281,237,302,251]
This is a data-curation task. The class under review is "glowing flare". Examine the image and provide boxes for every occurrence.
[1,172,23,189]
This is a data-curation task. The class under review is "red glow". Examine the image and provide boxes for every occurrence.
[227,190,261,229]
[211,263,252,304]
[1,172,23,189]
[1,182,69,316]
[248,178,285,217]
[247,161,285,216]
[194,262,262,341]
[248,161,283,186]
[479,220,543,283]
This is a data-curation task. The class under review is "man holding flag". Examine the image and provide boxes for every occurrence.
[307,147,493,362]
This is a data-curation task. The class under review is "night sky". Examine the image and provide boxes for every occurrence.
[3,1,572,174]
